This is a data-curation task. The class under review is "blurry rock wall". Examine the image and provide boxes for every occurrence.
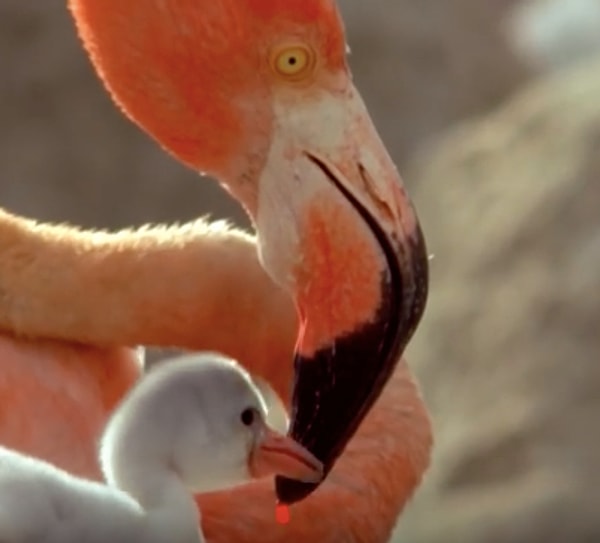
[396,59,600,543]
[2,2,600,543]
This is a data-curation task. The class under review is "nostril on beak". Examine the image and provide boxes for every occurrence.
[357,163,395,222]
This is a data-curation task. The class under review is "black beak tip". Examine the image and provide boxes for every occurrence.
[275,476,319,505]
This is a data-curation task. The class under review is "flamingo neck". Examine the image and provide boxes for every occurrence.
[0,208,296,372]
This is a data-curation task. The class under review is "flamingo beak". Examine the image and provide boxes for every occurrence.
[254,82,429,504]
[249,421,324,484]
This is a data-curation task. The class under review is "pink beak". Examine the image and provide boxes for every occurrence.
[249,422,323,484]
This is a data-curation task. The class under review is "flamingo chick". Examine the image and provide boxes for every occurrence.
[0,353,322,543]
[68,0,429,504]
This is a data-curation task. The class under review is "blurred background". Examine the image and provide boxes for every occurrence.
[1,1,599,542]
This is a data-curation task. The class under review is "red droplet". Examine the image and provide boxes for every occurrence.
[275,503,290,525]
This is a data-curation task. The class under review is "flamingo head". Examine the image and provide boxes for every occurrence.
[69,0,429,504]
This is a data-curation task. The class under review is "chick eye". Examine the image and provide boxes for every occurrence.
[240,408,256,426]
[270,44,316,81]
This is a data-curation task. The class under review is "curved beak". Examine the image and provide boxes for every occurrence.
[254,82,429,504]
[248,419,323,484]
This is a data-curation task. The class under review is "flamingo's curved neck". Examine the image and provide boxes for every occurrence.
[0,208,296,370]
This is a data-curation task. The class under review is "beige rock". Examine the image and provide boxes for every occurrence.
[508,0,600,72]
[393,60,600,543]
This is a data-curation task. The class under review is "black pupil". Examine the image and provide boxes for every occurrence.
[288,56,297,65]
[241,408,254,426]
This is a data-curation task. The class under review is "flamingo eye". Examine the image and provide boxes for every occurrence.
[240,407,256,426]
[270,44,316,81]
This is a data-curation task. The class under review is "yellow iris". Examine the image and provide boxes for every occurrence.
[270,44,316,81]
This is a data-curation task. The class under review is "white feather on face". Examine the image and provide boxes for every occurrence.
[252,375,290,434]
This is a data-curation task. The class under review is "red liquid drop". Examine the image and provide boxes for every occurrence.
[275,503,290,525]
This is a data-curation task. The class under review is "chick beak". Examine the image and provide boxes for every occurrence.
[249,420,324,484]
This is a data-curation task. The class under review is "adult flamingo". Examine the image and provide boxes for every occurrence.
[0,0,431,541]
